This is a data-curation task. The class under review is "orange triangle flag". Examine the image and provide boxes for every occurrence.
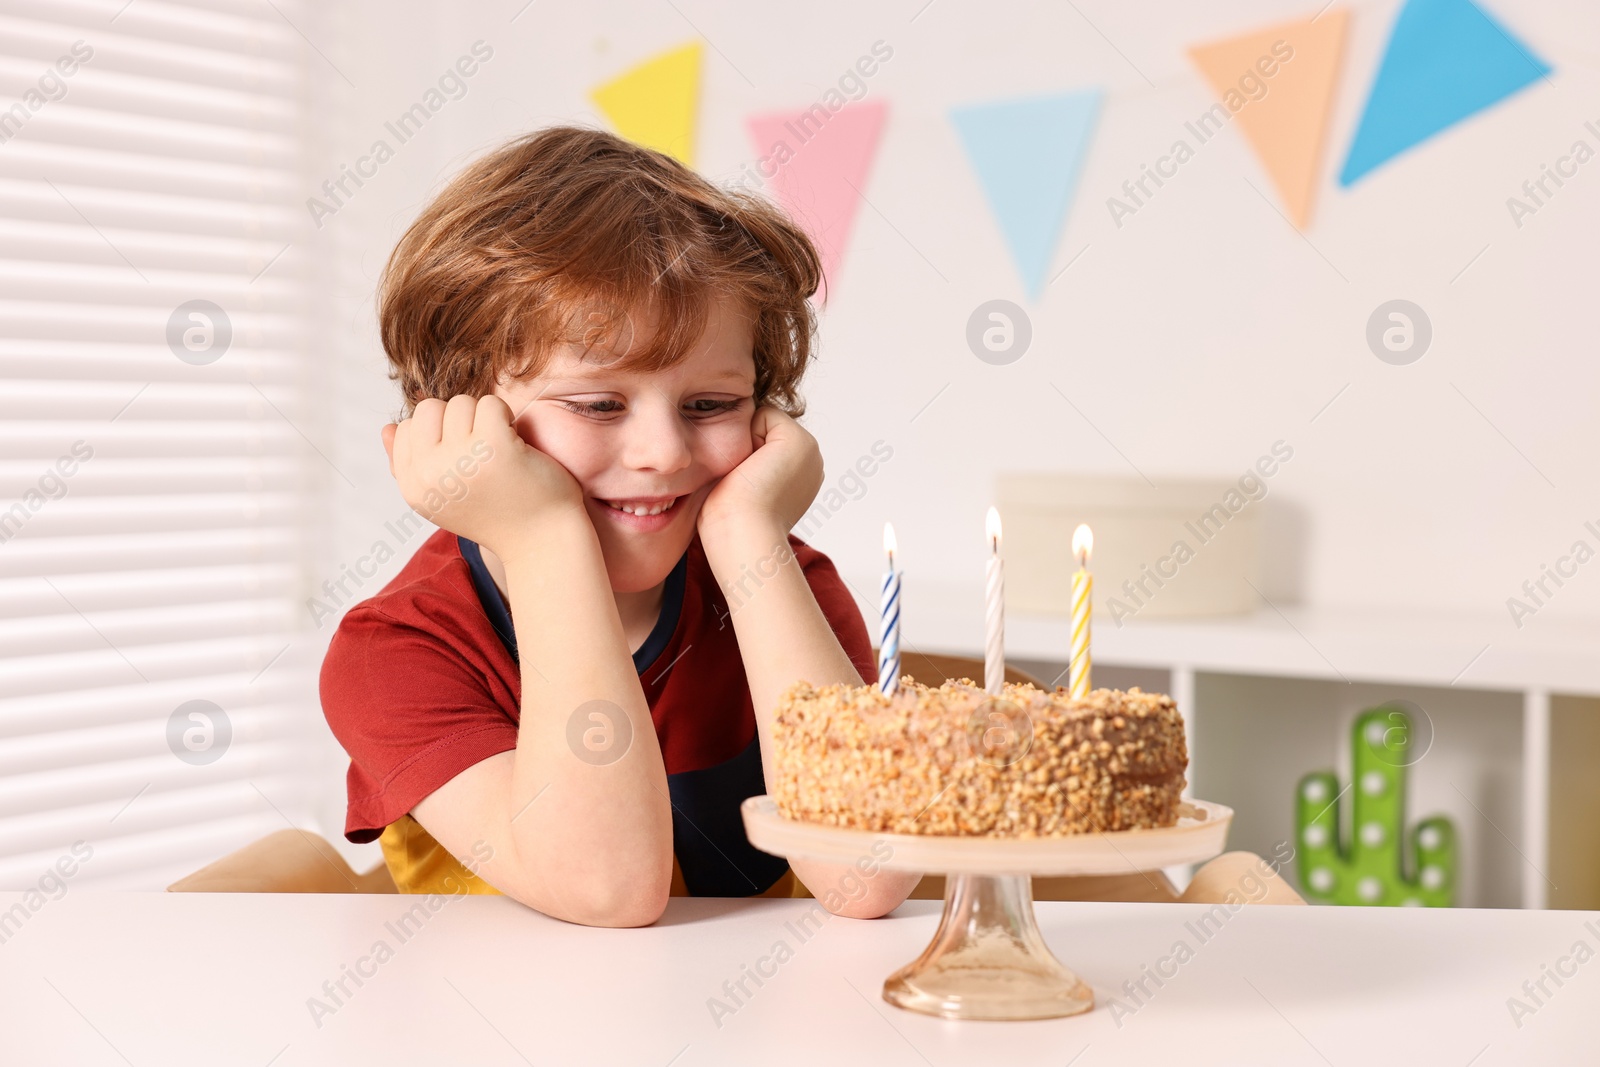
[1189,11,1349,228]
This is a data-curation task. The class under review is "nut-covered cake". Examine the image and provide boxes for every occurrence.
[772,677,1187,837]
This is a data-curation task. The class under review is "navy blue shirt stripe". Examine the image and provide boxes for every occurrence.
[457,535,687,675]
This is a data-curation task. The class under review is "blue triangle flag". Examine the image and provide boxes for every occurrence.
[950,90,1101,300]
[1340,0,1550,186]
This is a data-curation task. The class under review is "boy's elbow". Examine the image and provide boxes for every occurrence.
[819,891,901,919]
[811,872,920,919]
[833,885,915,918]
[501,864,672,928]
[792,860,920,919]
[570,880,671,927]
[822,897,894,919]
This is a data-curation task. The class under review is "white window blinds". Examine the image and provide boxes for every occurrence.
[0,0,323,890]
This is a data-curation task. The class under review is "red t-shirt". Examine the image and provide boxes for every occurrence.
[319,526,877,896]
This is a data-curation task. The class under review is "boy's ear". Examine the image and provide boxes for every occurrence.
[380,422,397,477]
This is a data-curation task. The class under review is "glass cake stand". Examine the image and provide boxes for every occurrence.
[741,796,1233,1021]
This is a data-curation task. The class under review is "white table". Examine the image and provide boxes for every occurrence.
[0,891,1592,1065]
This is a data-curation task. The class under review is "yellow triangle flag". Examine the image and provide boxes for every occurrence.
[590,42,702,165]
[1189,11,1349,228]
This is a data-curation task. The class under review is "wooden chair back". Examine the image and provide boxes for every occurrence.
[882,648,1048,690]
[166,828,396,894]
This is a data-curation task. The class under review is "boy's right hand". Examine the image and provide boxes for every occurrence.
[381,395,585,559]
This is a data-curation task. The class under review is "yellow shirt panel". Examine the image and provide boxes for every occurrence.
[379,814,812,899]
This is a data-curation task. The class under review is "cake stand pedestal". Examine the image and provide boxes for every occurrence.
[741,796,1233,1021]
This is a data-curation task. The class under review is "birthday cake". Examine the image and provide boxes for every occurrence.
[771,678,1187,837]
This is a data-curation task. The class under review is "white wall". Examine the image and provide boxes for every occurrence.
[294,0,1600,853]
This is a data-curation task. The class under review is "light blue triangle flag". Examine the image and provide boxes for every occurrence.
[1340,0,1551,186]
[950,90,1101,300]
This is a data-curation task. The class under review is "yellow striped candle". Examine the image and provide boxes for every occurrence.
[1069,524,1093,698]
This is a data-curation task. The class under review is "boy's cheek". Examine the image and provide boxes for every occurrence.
[705,421,755,475]
[508,409,545,450]
[494,384,555,449]
[511,413,593,477]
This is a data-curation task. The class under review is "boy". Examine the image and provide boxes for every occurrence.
[321,125,1303,927]
[321,125,921,925]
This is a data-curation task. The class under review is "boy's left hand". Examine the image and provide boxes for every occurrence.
[697,405,823,544]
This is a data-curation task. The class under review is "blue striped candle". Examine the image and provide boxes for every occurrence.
[878,521,901,695]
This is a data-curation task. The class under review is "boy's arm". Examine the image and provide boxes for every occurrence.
[390,396,674,927]
[701,518,922,919]
[411,509,674,926]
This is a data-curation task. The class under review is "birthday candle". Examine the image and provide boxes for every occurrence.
[985,507,1004,696]
[878,522,901,696]
[1069,523,1093,698]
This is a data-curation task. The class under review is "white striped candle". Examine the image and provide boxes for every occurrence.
[878,522,901,695]
[985,507,1004,696]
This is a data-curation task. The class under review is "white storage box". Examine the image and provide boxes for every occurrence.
[996,473,1264,623]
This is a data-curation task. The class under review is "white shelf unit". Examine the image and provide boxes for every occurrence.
[872,579,1600,911]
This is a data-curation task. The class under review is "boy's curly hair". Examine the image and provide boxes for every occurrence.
[378,125,824,418]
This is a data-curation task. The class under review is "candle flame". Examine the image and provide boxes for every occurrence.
[1073,523,1093,567]
[883,521,897,558]
[985,506,1001,552]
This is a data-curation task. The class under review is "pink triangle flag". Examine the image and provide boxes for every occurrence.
[745,100,888,300]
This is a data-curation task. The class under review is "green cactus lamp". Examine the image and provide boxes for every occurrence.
[1294,705,1457,907]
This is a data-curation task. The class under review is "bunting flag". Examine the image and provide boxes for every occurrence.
[1339,0,1551,186]
[948,90,1101,300]
[590,42,702,165]
[745,99,888,299]
[1189,11,1349,228]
